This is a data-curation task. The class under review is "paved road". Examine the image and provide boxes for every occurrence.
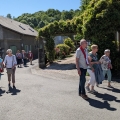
[0,60,120,120]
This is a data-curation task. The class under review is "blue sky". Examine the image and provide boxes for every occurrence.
[0,0,80,18]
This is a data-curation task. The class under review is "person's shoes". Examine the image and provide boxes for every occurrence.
[81,94,89,100]
[90,90,98,94]
[86,86,90,92]
[108,85,113,88]
[17,66,19,68]
[96,84,99,87]
[13,86,16,89]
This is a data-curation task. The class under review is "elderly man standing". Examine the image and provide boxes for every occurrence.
[76,39,89,100]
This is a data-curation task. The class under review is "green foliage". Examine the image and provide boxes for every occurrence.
[38,0,120,74]
[80,0,120,75]
[64,38,75,51]
[15,9,81,29]
[46,37,55,62]
[6,14,12,19]
[20,20,28,24]
[56,44,70,55]
[74,33,83,41]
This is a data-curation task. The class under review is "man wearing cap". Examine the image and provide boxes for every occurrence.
[76,39,89,100]
[100,49,112,87]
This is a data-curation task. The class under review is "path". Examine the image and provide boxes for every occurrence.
[0,55,120,120]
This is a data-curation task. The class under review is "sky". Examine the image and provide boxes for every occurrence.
[0,0,80,18]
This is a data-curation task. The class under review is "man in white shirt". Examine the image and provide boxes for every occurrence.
[76,39,89,100]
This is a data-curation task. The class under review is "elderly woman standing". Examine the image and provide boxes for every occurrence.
[22,50,28,67]
[86,45,100,93]
[100,49,112,87]
[3,49,17,88]
[16,50,22,68]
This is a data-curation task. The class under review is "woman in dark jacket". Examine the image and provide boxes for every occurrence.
[16,50,22,68]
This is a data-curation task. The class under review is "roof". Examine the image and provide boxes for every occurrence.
[0,16,38,36]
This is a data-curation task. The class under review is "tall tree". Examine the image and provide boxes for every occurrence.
[80,0,91,11]
[6,14,12,19]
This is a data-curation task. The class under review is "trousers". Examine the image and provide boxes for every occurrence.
[103,69,112,82]
[79,68,87,95]
[7,68,16,83]
[87,69,96,86]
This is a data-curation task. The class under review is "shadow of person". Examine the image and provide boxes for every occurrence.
[99,86,120,93]
[94,92,120,103]
[45,62,76,70]
[0,88,5,96]
[6,87,21,95]
[88,98,116,111]
[24,65,29,67]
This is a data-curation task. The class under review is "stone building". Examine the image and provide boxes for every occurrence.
[0,16,39,58]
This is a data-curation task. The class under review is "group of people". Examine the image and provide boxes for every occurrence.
[0,49,33,89]
[16,50,33,67]
[76,39,112,100]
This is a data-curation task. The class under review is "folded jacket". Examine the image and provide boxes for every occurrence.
[94,64,104,84]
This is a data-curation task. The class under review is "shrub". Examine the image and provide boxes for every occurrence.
[56,44,70,59]
[64,37,75,51]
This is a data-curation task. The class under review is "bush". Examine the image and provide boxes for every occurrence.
[64,37,75,51]
[56,44,70,59]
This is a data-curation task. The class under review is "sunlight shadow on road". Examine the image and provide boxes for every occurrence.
[0,88,5,96]
[6,87,21,95]
[99,86,120,93]
[87,98,117,111]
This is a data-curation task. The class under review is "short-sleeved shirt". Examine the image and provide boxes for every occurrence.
[4,55,17,68]
[88,52,98,69]
[76,48,88,69]
[100,55,111,70]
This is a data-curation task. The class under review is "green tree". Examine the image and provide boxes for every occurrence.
[61,10,73,20]
[6,14,12,19]
[64,38,75,51]
[38,21,45,28]
[20,20,28,24]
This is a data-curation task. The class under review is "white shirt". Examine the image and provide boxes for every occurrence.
[76,48,88,69]
[4,55,17,68]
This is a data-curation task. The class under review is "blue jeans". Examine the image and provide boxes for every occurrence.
[79,68,87,95]
[103,69,112,82]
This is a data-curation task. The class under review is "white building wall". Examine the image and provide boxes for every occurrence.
[54,36,69,46]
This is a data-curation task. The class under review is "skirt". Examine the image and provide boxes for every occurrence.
[17,59,22,65]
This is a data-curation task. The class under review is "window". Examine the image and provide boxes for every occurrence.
[10,46,17,55]
[19,24,26,30]
[25,45,29,53]
[29,28,34,32]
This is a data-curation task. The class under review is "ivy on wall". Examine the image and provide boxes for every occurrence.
[38,0,120,74]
